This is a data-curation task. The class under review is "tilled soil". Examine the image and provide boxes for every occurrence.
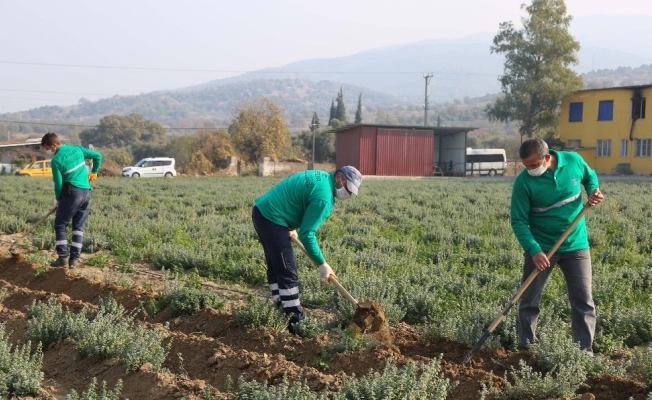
[0,251,649,400]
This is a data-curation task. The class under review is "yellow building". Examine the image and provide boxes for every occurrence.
[559,84,652,175]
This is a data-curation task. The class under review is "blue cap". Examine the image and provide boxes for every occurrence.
[340,165,362,195]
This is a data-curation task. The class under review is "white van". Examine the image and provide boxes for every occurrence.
[122,157,177,178]
[465,148,506,176]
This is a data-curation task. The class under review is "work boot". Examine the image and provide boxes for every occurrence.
[68,258,80,269]
[49,256,69,268]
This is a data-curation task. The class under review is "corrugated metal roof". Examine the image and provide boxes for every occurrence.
[329,123,476,136]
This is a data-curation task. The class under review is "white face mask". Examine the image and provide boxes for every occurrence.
[335,186,351,200]
[527,163,547,177]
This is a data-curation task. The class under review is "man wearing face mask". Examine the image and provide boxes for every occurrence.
[252,166,362,330]
[41,132,102,268]
[511,138,603,353]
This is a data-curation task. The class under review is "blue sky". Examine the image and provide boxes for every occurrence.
[1,0,651,112]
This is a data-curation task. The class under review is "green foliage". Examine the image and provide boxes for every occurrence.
[484,359,586,399]
[229,374,328,400]
[166,285,226,317]
[79,113,167,148]
[530,321,624,378]
[326,327,382,355]
[289,317,325,339]
[232,295,291,331]
[487,0,583,138]
[26,298,85,346]
[335,357,456,400]
[0,324,44,398]
[26,296,170,371]
[229,98,290,163]
[633,346,652,385]
[66,377,123,400]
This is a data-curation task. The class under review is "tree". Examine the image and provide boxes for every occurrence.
[485,0,583,139]
[79,113,167,148]
[196,128,233,168]
[355,93,362,124]
[228,98,290,163]
[329,100,337,126]
[335,87,347,123]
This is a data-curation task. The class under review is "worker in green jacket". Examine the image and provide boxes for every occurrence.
[511,138,603,352]
[41,133,102,268]
[252,166,362,329]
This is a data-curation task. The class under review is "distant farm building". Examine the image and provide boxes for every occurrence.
[333,124,476,176]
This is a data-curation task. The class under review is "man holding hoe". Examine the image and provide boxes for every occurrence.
[41,132,102,269]
[252,166,362,329]
[511,138,604,352]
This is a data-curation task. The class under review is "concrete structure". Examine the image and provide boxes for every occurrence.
[332,124,476,176]
[560,85,652,175]
[258,157,335,177]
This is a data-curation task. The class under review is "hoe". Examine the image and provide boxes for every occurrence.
[462,202,592,364]
[9,206,58,261]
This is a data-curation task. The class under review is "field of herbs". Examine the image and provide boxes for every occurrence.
[0,174,650,399]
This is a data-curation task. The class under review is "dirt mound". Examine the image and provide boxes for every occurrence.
[0,251,648,400]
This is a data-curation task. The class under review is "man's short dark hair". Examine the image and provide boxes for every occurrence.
[41,132,61,147]
[520,138,549,159]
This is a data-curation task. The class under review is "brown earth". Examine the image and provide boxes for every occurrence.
[0,245,649,399]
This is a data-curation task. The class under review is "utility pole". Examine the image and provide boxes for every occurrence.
[310,121,319,170]
[423,73,433,126]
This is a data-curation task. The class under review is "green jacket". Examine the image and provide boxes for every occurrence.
[51,144,102,200]
[510,150,599,256]
[255,170,336,264]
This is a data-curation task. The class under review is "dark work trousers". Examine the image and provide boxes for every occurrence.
[251,206,305,325]
[517,249,596,350]
[54,187,91,260]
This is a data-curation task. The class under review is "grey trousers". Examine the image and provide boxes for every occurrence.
[517,249,596,351]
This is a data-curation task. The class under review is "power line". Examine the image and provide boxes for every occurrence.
[0,119,225,130]
[0,60,500,76]
[0,88,113,96]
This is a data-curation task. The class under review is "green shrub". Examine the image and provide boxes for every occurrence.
[334,356,456,400]
[232,295,290,331]
[66,377,123,400]
[26,298,86,346]
[633,346,652,385]
[229,374,328,400]
[27,296,170,371]
[326,327,382,354]
[167,286,225,317]
[0,324,44,398]
[483,359,586,399]
[530,321,624,378]
[289,317,325,339]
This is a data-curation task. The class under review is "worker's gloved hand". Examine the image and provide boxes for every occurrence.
[288,230,298,240]
[88,173,98,183]
[318,262,336,282]
[53,199,59,208]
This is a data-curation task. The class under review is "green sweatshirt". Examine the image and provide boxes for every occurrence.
[255,170,336,264]
[510,150,599,256]
[51,144,103,200]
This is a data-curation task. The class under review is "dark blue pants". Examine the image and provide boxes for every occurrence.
[54,187,91,260]
[251,206,304,324]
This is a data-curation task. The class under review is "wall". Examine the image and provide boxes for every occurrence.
[560,87,652,174]
[258,157,335,177]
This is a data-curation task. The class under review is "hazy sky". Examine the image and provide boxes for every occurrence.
[1,0,652,112]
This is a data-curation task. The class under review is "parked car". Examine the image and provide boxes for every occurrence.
[122,157,176,178]
[16,160,53,177]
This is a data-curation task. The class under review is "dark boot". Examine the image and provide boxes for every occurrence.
[50,256,69,267]
[68,258,80,269]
